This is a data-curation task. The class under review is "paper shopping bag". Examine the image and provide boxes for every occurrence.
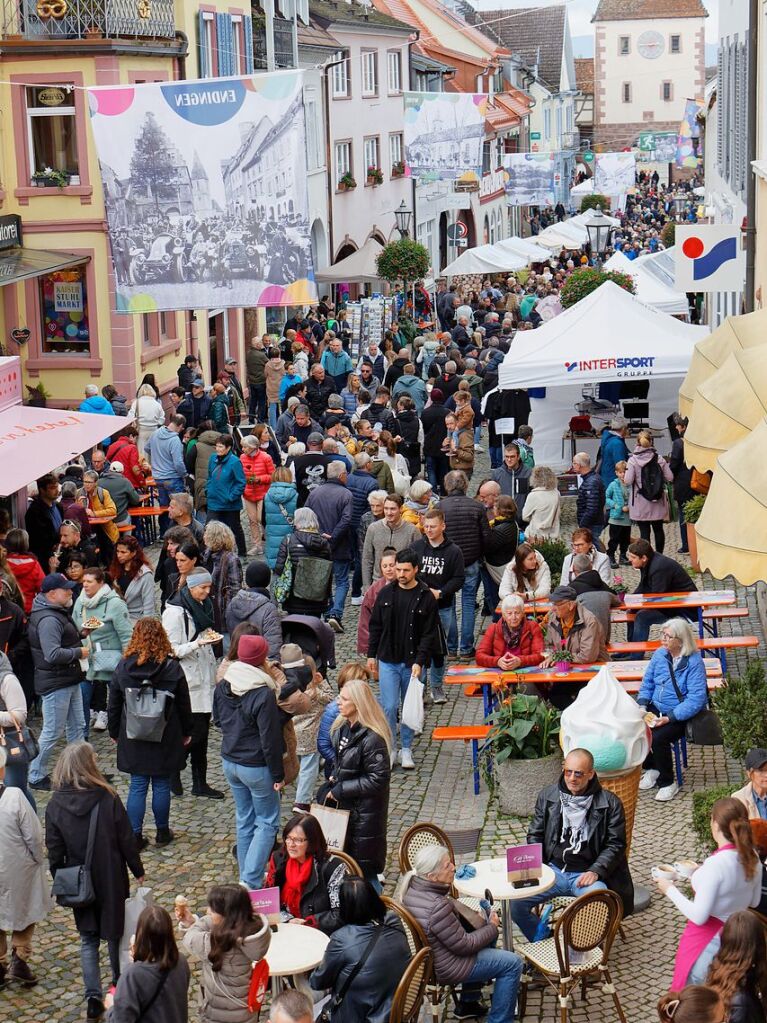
[120,886,154,971]
[310,801,350,851]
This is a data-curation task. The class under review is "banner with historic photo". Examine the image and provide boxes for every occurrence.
[87,71,316,313]
[594,152,636,195]
[403,92,488,183]
[502,153,556,206]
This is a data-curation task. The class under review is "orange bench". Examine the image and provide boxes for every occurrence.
[433,726,492,794]
[610,607,749,624]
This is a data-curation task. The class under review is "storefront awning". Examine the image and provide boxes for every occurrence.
[0,406,124,496]
[0,248,88,287]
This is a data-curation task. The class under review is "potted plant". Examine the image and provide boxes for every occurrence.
[486,693,562,817]
[25,382,50,408]
[391,160,405,178]
[683,494,706,570]
[712,658,767,762]
[691,785,736,856]
[338,172,357,192]
[32,168,70,189]
[366,165,384,186]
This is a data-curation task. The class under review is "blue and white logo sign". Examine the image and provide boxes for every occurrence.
[674,225,745,292]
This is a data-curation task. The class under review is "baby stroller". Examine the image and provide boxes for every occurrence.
[280,615,336,675]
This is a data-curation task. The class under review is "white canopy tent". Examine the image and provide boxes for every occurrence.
[603,250,689,316]
[439,235,553,277]
[535,219,588,250]
[314,237,385,284]
[497,281,709,469]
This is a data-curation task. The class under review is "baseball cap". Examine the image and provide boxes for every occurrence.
[745,748,767,771]
[307,432,324,446]
[224,356,237,366]
[325,416,341,429]
[42,573,77,593]
[550,585,578,603]
[110,461,124,473]
[191,378,205,388]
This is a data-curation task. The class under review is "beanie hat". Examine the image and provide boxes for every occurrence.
[186,569,212,588]
[430,388,445,404]
[246,561,272,588]
[280,643,306,668]
[238,634,269,667]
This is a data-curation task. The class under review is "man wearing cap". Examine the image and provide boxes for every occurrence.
[293,432,330,507]
[246,336,268,422]
[224,356,245,411]
[177,378,212,429]
[733,750,767,820]
[28,574,89,790]
[97,461,143,525]
[541,585,609,708]
[225,562,283,658]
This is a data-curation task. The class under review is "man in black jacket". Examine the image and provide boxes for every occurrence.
[441,471,490,657]
[413,509,464,704]
[573,452,606,533]
[510,748,633,940]
[367,548,442,771]
[25,474,63,571]
[28,574,88,790]
[626,539,697,643]
[305,364,336,422]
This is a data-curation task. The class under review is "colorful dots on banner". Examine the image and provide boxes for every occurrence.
[89,88,135,117]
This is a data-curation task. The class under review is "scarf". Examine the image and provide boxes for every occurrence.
[225,660,279,696]
[178,585,214,638]
[283,855,313,918]
[559,790,595,856]
[81,583,112,611]
[501,618,524,652]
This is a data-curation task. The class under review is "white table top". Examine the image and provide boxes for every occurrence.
[453,860,556,903]
[265,922,330,977]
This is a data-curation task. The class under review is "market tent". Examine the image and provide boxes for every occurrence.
[678,307,767,418]
[440,241,528,277]
[497,281,709,469]
[494,236,553,263]
[684,346,767,472]
[603,250,689,316]
[534,219,588,250]
[0,406,127,497]
[570,208,622,229]
[314,237,384,284]
[694,417,767,585]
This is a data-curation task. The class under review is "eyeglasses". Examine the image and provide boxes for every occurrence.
[285,835,308,845]
[563,769,586,779]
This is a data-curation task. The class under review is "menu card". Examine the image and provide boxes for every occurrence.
[506,843,543,883]
[249,886,281,924]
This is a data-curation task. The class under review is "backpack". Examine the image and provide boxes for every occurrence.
[638,453,665,502]
[124,682,174,742]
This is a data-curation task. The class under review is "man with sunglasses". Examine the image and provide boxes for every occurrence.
[510,748,633,941]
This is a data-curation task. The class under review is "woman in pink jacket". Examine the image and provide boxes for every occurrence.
[240,431,275,555]
[624,429,673,554]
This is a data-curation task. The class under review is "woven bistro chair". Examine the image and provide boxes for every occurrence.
[398,822,455,874]
[330,849,364,877]
[390,948,432,1023]
[517,889,627,1023]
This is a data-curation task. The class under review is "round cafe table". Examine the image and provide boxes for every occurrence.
[265,922,330,995]
[453,860,556,950]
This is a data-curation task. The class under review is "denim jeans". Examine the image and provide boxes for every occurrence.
[447,561,480,653]
[626,609,670,645]
[80,931,121,1000]
[295,752,321,805]
[350,545,363,599]
[688,933,722,984]
[268,401,280,432]
[248,384,267,422]
[29,685,85,784]
[328,559,350,620]
[81,679,107,740]
[489,445,502,469]
[126,774,171,834]
[427,607,453,693]
[464,946,524,1023]
[156,476,185,534]
[4,759,35,811]
[425,455,449,495]
[510,863,607,941]
[222,759,280,889]
[378,661,414,751]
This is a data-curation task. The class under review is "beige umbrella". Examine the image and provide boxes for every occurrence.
[695,416,767,585]
[684,345,767,472]
[678,307,767,418]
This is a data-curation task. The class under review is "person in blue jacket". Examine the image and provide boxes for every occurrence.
[599,419,630,487]
[79,384,116,448]
[636,617,708,803]
[205,433,247,556]
[318,662,372,777]
[264,468,298,569]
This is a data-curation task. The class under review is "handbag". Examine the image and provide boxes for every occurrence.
[667,657,723,746]
[293,556,333,602]
[0,712,39,766]
[124,684,174,743]
[310,796,350,851]
[273,555,293,605]
[91,647,123,674]
[318,923,386,1023]
[51,802,100,907]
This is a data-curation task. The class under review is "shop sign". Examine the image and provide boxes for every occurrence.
[37,87,67,106]
[0,215,22,251]
[54,281,84,312]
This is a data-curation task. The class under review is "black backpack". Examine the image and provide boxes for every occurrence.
[638,453,665,502]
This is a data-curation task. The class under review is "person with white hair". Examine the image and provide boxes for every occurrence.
[79,384,116,449]
[128,383,165,455]
[636,617,708,802]
[274,507,333,617]
[572,451,606,533]
[402,843,523,1022]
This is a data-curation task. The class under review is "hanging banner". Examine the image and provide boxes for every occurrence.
[594,152,636,195]
[676,98,704,170]
[87,71,316,313]
[502,153,556,206]
[403,92,487,184]
[637,131,677,163]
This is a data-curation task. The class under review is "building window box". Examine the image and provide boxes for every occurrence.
[338,174,357,192]
[366,166,384,186]
[391,161,405,178]
[31,169,73,188]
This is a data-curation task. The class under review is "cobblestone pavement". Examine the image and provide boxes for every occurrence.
[8,446,763,1023]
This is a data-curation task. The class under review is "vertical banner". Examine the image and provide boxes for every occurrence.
[676,98,704,170]
[87,71,317,313]
[594,152,636,194]
[502,153,556,206]
[403,92,487,183]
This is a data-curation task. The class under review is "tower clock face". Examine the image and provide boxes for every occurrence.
[637,30,665,59]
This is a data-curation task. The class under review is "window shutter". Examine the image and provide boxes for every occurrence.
[243,14,253,73]
[739,39,748,196]
[716,46,723,175]
[198,10,209,79]
[217,13,233,77]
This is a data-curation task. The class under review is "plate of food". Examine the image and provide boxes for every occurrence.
[201,629,223,643]
[82,617,104,630]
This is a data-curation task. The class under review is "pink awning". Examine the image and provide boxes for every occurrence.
[0,405,126,496]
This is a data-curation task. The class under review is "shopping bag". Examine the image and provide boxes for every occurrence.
[119,886,154,972]
[310,800,350,851]
[401,673,424,733]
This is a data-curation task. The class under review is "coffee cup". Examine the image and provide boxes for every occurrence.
[673,860,697,879]
[651,863,678,882]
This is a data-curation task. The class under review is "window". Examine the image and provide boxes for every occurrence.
[361,51,378,96]
[387,50,402,93]
[40,266,90,355]
[543,107,551,140]
[622,82,631,103]
[556,106,562,141]
[141,313,152,347]
[335,141,352,185]
[200,12,215,78]
[363,136,380,176]
[305,92,323,171]
[670,34,681,54]
[331,50,349,98]
[389,132,403,172]
[619,35,630,55]
[662,81,672,101]
[482,140,491,175]
[231,15,243,74]
[26,85,79,182]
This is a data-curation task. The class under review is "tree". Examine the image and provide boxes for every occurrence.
[130,112,178,215]
[661,221,675,248]
[560,268,636,309]
[580,193,611,212]
[376,238,430,285]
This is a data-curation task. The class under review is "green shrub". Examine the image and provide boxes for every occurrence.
[691,786,737,855]
[560,268,636,309]
[487,694,561,762]
[580,193,611,212]
[529,537,569,586]
[661,221,675,248]
[375,238,430,284]
[683,495,706,523]
[712,659,767,762]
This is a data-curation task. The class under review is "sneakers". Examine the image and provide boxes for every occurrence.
[9,952,38,987]
[474,444,484,452]
[453,1001,488,1020]
[656,782,680,802]
[399,749,415,770]
[390,749,397,768]
[30,776,51,791]
[93,711,108,732]
[89,710,98,728]
[350,595,363,606]
[326,615,345,634]
[432,689,448,705]
[155,828,175,846]
[87,996,105,1020]
[292,803,311,814]
[639,770,660,791]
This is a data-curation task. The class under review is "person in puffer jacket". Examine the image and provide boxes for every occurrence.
[225,561,283,658]
[263,469,298,569]
[402,844,523,1022]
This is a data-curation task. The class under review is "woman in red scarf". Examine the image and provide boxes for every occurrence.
[265,813,349,933]
[476,593,544,670]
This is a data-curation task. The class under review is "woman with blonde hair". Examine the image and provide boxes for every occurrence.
[624,428,673,553]
[129,382,165,455]
[324,679,390,889]
[202,520,243,638]
[45,742,144,1020]
[522,465,561,539]
[340,372,361,416]
[264,466,298,569]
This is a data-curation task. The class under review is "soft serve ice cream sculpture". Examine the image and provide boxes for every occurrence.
[560,664,650,775]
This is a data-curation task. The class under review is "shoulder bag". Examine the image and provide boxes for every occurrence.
[293,555,333,603]
[0,710,39,766]
[51,802,100,907]
[319,923,386,1023]
[667,657,723,746]
[124,683,175,743]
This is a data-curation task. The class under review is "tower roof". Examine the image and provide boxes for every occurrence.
[191,151,208,181]
[593,0,708,22]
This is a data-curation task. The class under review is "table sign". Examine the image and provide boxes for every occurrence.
[507,843,542,884]
[249,886,281,925]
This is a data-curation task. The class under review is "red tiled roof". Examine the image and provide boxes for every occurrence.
[593,0,708,21]
[372,0,502,59]
[574,57,594,93]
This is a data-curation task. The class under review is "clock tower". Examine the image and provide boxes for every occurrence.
[591,0,707,153]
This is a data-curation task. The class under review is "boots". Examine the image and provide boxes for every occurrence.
[0,962,7,990]
[156,827,175,846]
[191,765,224,800]
[134,833,150,851]
[171,772,183,796]
[9,951,37,987]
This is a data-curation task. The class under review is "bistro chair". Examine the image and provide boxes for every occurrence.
[389,948,432,1023]
[398,822,455,874]
[331,849,363,877]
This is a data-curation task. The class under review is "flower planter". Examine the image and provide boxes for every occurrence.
[686,522,700,571]
[337,181,356,192]
[496,753,562,817]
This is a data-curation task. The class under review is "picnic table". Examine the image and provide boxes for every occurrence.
[622,589,736,637]
[129,505,168,546]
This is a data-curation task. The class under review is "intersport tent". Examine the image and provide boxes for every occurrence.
[603,250,689,316]
[314,237,384,284]
[497,281,709,469]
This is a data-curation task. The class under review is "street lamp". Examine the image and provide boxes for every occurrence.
[673,192,687,220]
[585,205,613,257]
[394,199,412,237]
